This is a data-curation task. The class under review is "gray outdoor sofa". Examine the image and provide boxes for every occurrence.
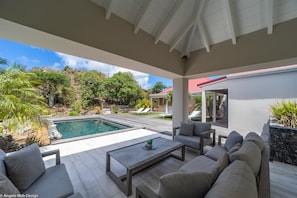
[136,131,270,198]
[0,143,82,198]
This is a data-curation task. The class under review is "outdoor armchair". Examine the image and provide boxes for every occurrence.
[173,121,215,154]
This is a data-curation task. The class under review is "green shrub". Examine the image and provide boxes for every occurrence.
[69,111,80,116]
[271,100,297,128]
[135,98,151,109]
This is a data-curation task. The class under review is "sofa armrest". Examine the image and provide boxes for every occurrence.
[218,135,228,145]
[172,126,180,140]
[41,149,60,165]
[136,184,161,198]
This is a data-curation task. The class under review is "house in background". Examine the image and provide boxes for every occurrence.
[150,77,213,113]
[201,65,297,136]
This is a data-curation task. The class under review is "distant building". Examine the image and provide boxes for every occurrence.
[201,65,297,135]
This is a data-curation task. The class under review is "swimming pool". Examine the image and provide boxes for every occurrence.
[53,118,131,140]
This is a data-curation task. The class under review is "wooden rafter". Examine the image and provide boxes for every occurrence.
[223,0,236,44]
[169,20,194,52]
[266,0,273,34]
[195,0,210,52]
[134,0,153,34]
[154,0,184,44]
[182,24,197,57]
[105,0,116,20]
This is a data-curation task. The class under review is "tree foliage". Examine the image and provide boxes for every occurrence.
[151,81,167,94]
[33,70,70,107]
[80,70,106,108]
[105,72,144,105]
[0,68,47,131]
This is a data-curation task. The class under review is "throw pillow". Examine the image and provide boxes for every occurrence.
[205,145,228,161]
[224,131,243,151]
[4,143,46,192]
[228,143,241,155]
[244,132,265,151]
[189,121,211,136]
[179,122,194,136]
[0,173,20,195]
[158,171,212,198]
[230,141,261,176]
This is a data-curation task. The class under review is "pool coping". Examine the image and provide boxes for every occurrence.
[47,115,141,145]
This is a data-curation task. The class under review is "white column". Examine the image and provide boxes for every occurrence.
[212,92,216,122]
[172,78,188,128]
[202,91,206,122]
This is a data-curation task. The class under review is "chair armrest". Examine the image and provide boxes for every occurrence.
[136,184,161,198]
[172,126,180,139]
[198,129,216,154]
[218,135,228,145]
[41,149,60,165]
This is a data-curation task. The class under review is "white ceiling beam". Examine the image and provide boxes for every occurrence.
[197,20,210,52]
[266,0,273,34]
[134,0,153,34]
[182,24,197,57]
[154,0,184,44]
[169,20,195,52]
[223,0,236,45]
[195,0,210,52]
[105,0,116,20]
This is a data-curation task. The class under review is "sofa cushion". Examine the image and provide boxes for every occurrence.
[4,143,46,192]
[0,149,6,176]
[224,131,243,151]
[24,164,74,198]
[228,143,241,155]
[174,135,211,150]
[179,122,194,136]
[205,145,228,161]
[205,160,257,198]
[158,171,212,198]
[189,121,211,136]
[244,132,264,151]
[0,173,20,195]
[230,141,261,176]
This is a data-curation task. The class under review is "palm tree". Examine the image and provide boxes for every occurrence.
[0,67,47,132]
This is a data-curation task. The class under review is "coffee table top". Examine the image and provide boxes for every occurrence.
[108,137,183,169]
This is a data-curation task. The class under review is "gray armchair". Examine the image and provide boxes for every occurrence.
[173,121,215,154]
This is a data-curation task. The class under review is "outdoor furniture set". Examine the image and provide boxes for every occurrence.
[0,143,81,198]
[136,131,270,198]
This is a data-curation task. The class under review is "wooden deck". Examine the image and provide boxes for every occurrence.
[41,128,297,198]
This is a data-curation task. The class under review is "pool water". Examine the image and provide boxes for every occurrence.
[54,119,130,139]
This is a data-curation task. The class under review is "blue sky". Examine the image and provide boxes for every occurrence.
[0,38,172,89]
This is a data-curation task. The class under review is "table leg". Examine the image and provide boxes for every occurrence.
[106,153,110,172]
[126,168,133,196]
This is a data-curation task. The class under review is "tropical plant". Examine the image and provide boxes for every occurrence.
[33,70,70,107]
[135,98,151,109]
[151,82,167,94]
[0,68,47,132]
[271,101,297,128]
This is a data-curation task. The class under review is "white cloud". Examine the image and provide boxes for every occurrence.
[56,52,150,89]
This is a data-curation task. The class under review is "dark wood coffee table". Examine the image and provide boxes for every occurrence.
[106,137,185,196]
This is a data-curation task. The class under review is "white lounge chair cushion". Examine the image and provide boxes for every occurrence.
[4,143,46,192]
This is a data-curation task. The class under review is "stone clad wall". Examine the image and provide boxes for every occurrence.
[269,125,297,165]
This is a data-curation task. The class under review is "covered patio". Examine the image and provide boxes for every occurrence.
[1,0,297,197]
[40,114,297,198]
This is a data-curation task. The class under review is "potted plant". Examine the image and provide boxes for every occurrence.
[146,139,153,149]
[269,100,297,165]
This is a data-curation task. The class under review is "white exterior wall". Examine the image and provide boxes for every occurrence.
[203,69,297,135]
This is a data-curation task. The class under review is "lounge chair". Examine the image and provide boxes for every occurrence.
[188,110,201,120]
[158,109,172,118]
[135,108,150,114]
[129,107,144,114]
